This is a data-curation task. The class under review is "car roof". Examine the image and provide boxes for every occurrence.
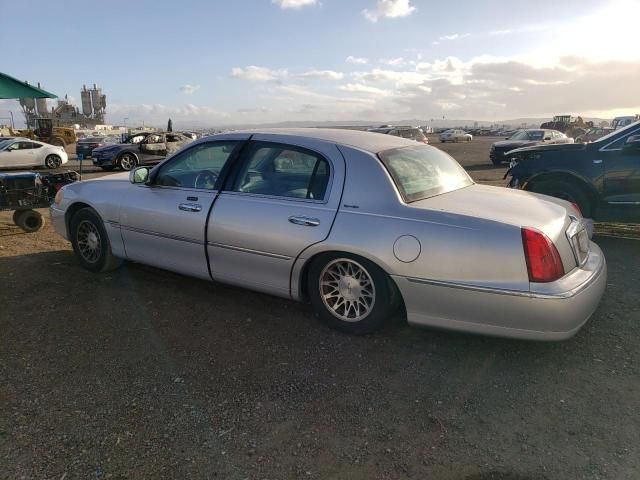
[214,128,414,153]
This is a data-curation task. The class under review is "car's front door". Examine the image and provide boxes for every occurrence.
[207,137,345,297]
[0,141,35,167]
[118,137,247,279]
[602,132,640,210]
[139,133,166,162]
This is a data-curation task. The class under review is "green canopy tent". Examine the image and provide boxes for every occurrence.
[0,72,57,99]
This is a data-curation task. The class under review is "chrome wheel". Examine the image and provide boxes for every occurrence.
[119,153,136,170]
[319,258,375,322]
[76,220,102,263]
[45,155,61,169]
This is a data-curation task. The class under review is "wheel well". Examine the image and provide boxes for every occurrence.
[64,202,93,236]
[525,172,597,205]
[297,250,405,312]
[118,151,138,160]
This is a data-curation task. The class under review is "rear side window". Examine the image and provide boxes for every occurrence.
[379,145,473,202]
[233,143,330,200]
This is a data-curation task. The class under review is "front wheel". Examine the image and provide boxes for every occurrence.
[70,208,123,272]
[307,253,394,334]
[45,154,62,169]
[118,153,137,171]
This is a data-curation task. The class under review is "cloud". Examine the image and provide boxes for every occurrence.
[346,56,369,65]
[231,66,288,82]
[378,57,406,67]
[438,33,471,41]
[339,83,390,96]
[272,0,317,8]
[362,0,416,22]
[179,84,201,94]
[106,102,228,126]
[297,70,344,80]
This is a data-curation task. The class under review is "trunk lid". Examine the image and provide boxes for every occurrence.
[410,184,583,274]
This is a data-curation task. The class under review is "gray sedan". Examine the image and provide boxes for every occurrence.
[50,129,606,340]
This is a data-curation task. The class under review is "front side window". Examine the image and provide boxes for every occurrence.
[233,143,330,200]
[156,141,240,190]
[379,145,473,202]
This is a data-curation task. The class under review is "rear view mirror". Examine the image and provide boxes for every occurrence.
[130,166,151,184]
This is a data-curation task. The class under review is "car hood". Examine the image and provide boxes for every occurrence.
[85,172,130,183]
[411,184,571,239]
[493,140,537,149]
[508,142,587,155]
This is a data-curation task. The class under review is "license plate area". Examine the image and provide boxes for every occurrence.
[566,220,589,267]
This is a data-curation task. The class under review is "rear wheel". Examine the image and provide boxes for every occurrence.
[307,253,393,334]
[70,208,123,272]
[531,180,592,217]
[45,154,62,169]
[118,153,137,171]
[15,209,45,232]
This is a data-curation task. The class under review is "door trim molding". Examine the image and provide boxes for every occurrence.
[207,241,292,260]
[117,223,204,245]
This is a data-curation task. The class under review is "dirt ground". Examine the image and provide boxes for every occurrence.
[1,137,639,479]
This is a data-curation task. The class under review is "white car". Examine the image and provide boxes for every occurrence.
[439,129,472,143]
[0,138,68,169]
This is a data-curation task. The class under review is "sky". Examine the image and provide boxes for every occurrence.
[1,0,639,128]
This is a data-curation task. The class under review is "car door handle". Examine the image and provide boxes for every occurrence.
[288,215,320,227]
[178,202,202,212]
[593,159,603,164]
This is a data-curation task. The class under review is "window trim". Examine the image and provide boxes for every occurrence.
[598,126,640,152]
[151,139,245,192]
[224,140,334,204]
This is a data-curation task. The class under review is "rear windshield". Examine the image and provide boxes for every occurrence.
[378,145,473,202]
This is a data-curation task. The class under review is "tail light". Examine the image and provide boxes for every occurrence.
[521,227,565,283]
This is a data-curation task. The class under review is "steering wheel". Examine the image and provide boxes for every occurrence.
[194,170,218,190]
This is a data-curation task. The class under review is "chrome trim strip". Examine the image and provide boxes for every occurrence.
[118,224,204,245]
[340,209,472,230]
[403,276,600,300]
[207,241,292,260]
[607,201,640,205]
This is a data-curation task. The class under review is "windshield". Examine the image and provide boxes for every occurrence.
[378,145,473,202]
[596,120,640,143]
[509,130,543,141]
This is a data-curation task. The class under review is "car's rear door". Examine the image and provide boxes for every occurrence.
[601,127,640,210]
[118,136,248,279]
[207,136,345,297]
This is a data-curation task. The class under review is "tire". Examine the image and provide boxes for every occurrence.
[15,210,45,232]
[118,153,137,171]
[531,180,592,217]
[45,154,62,169]
[70,207,123,272]
[100,166,115,171]
[307,253,394,334]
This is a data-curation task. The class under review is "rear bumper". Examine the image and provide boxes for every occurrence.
[392,242,607,341]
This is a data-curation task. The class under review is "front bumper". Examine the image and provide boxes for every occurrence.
[391,242,607,341]
[50,205,68,240]
[92,152,117,167]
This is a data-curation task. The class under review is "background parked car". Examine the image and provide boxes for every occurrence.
[368,127,429,144]
[490,129,573,165]
[0,138,68,169]
[91,132,193,171]
[575,127,614,143]
[439,129,472,143]
[75,136,118,158]
[506,121,640,220]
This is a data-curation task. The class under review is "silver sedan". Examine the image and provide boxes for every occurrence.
[50,129,606,340]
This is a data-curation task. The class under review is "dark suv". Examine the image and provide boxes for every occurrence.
[506,122,640,221]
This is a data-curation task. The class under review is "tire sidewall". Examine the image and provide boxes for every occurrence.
[45,154,61,169]
[307,253,392,334]
[70,208,112,272]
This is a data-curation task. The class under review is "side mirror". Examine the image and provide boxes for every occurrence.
[130,166,151,184]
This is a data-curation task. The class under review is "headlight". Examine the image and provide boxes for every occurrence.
[54,188,64,205]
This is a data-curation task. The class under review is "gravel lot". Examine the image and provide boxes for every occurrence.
[1,136,639,479]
